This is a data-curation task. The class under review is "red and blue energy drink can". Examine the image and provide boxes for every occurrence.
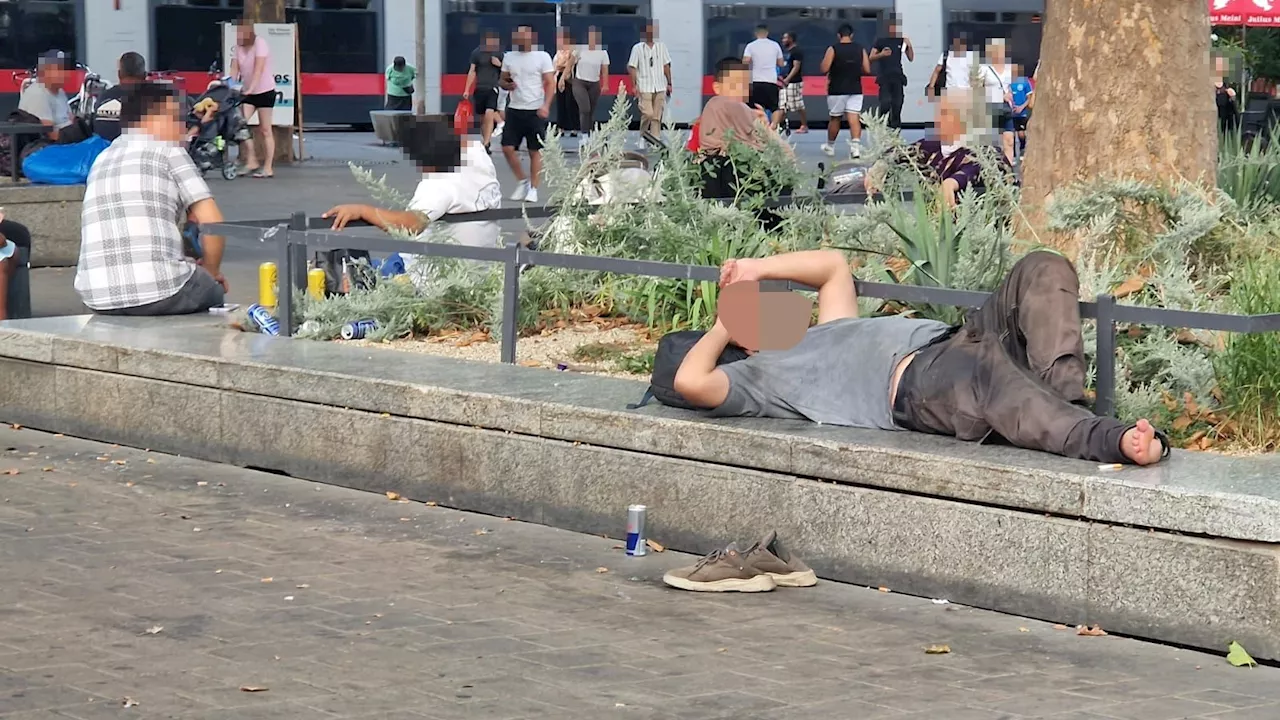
[625,504,647,556]
[340,319,377,340]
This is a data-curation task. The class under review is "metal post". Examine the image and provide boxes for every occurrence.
[500,246,521,364]
[275,211,306,338]
[1094,294,1117,418]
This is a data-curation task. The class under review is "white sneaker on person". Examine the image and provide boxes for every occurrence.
[525,186,539,204]
[510,180,530,202]
[820,143,836,156]
[849,143,862,159]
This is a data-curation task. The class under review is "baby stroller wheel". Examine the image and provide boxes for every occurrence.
[222,163,238,181]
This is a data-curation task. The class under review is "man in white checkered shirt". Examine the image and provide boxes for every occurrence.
[76,83,230,315]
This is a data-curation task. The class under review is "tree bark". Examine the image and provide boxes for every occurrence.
[414,0,427,114]
[1018,0,1217,258]
[242,0,295,164]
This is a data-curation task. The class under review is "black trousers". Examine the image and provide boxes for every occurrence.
[555,84,580,133]
[893,252,1145,464]
[876,82,905,129]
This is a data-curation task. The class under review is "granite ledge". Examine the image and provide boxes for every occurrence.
[3,316,1280,542]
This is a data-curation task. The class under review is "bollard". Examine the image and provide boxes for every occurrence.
[258,262,278,308]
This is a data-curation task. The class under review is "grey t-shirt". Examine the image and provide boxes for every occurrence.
[709,315,951,430]
[18,81,72,129]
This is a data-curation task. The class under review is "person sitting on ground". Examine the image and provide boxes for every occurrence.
[322,114,502,280]
[864,87,1010,207]
[696,58,794,200]
[19,50,89,145]
[672,248,1168,466]
[94,51,148,141]
[75,83,230,316]
[0,212,33,321]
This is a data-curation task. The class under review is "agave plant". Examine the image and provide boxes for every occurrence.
[1218,128,1280,217]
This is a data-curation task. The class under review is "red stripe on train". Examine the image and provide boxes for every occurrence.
[0,71,383,97]
[0,71,878,98]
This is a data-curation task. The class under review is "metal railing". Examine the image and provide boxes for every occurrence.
[206,210,1280,419]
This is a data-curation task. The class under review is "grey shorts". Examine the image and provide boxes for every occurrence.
[96,267,225,317]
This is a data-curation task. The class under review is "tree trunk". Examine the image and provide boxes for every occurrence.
[414,0,427,114]
[242,0,296,164]
[1018,0,1217,259]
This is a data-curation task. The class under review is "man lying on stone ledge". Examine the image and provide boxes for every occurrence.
[672,249,1170,466]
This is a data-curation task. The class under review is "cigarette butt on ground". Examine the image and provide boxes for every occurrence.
[1097,463,1123,472]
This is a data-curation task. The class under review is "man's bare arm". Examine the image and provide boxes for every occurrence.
[726,250,857,324]
[187,198,225,278]
[904,37,915,62]
[672,319,733,408]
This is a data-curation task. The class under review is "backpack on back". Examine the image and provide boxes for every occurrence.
[628,330,750,410]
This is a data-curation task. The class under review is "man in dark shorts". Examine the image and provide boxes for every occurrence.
[743,24,784,120]
[463,31,504,152]
[870,15,913,129]
[671,248,1169,467]
[499,25,555,204]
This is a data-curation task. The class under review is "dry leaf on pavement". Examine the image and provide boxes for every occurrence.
[260,577,273,583]
[145,625,163,635]
[197,481,208,486]
[1076,624,1108,637]
[424,501,438,506]
[925,645,951,654]
[121,698,139,707]
[385,491,401,501]
[645,539,665,552]
[595,567,609,573]
[1,469,18,475]
[473,528,490,535]
[877,586,891,593]
[239,685,269,692]
[1018,627,1029,633]
[1053,624,1068,630]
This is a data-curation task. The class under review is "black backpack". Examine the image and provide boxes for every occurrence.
[628,330,750,410]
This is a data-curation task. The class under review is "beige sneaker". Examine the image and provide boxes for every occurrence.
[662,544,777,593]
[743,531,818,587]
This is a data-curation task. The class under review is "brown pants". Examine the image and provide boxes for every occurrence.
[893,251,1137,464]
[637,91,666,138]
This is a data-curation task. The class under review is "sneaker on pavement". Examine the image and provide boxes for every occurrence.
[820,143,836,157]
[849,144,863,159]
[510,180,530,202]
[743,531,817,587]
[662,544,777,593]
[525,186,539,204]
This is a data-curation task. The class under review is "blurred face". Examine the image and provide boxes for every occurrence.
[140,98,184,144]
[558,29,570,46]
[484,34,499,50]
[644,23,656,41]
[236,24,253,46]
[952,37,967,53]
[514,27,532,50]
[782,33,794,48]
[1215,55,1230,77]
[713,68,750,102]
[589,29,601,46]
[987,42,1006,63]
[889,22,901,37]
[937,98,965,143]
[37,62,68,89]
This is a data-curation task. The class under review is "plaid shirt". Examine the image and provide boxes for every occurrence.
[75,132,212,310]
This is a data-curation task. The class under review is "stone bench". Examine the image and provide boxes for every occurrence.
[370,110,411,145]
[2,315,1280,659]
[0,182,84,267]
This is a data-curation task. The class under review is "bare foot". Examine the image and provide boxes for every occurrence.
[1121,419,1165,465]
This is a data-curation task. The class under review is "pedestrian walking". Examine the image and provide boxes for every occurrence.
[778,32,808,133]
[928,34,977,98]
[553,28,581,136]
[500,25,555,204]
[572,27,609,139]
[820,24,870,158]
[462,31,504,152]
[870,16,913,129]
[627,20,673,145]
[980,38,1016,163]
[743,24,785,129]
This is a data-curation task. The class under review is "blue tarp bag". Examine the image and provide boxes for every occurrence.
[22,135,110,185]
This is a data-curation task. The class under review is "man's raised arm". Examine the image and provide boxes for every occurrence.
[722,250,857,324]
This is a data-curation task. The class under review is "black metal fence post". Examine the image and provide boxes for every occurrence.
[1094,293,1117,417]
[500,245,520,364]
[275,212,306,338]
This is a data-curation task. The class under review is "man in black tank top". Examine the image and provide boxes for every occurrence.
[820,24,870,159]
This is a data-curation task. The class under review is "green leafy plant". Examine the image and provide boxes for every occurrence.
[1218,128,1280,217]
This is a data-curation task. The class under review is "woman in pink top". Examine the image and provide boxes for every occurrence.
[229,19,276,178]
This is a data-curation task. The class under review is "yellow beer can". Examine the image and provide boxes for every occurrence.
[308,268,327,299]
[258,262,278,308]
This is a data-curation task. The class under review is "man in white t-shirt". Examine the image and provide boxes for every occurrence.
[742,25,785,122]
[500,25,555,204]
[927,34,977,98]
[322,115,503,262]
[627,21,673,146]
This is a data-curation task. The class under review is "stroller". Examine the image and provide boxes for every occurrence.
[187,74,251,180]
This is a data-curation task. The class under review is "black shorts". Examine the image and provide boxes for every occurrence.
[1012,114,1030,132]
[473,87,499,115]
[501,108,547,151]
[243,90,277,109]
[750,82,780,112]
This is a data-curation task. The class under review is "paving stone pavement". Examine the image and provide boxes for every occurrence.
[1,427,1278,720]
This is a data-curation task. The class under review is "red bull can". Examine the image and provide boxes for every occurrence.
[625,504,647,556]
